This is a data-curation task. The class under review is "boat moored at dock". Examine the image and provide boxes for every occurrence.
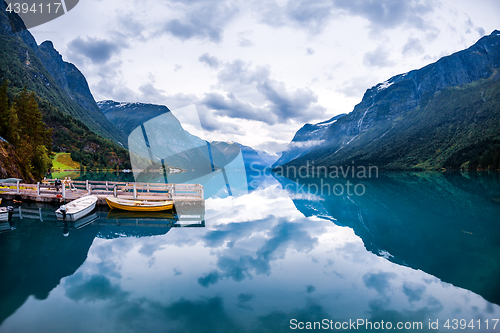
[105,196,174,212]
[55,195,98,221]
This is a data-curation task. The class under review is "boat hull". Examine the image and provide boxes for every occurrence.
[105,196,174,212]
[0,208,8,222]
[56,195,98,221]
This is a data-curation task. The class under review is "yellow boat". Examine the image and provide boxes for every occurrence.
[105,196,174,212]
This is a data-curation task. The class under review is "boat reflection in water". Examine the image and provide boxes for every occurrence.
[0,201,205,326]
[55,204,206,237]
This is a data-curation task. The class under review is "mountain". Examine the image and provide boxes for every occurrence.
[99,100,274,169]
[236,143,277,169]
[0,1,126,146]
[273,114,346,167]
[279,31,500,170]
[98,100,170,137]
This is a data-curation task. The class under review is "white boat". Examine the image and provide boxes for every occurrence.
[0,206,13,222]
[56,195,98,221]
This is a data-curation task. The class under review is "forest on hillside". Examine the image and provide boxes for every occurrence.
[0,80,131,181]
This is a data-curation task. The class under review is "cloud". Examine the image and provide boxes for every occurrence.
[306,47,315,55]
[65,274,128,302]
[337,76,374,98]
[204,59,326,124]
[154,297,240,332]
[161,1,239,43]
[202,92,265,123]
[197,217,320,286]
[67,36,125,65]
[195,104,242,133]
[464,16,486,38]
[236,293,254,310]
[137,83,168,104]
[113,13,146,41]
[333,0,435,33]
[283,0,334,33]
[198,53,221,69]
[257,0,435,35]
[259,0,335,33]
[198,271,221,287]
[363,45,395,68]
[362,272,397,294]
[286,140,325,150]
[237,31,254,47]
[402,282,426,303]
[402,37,424,55]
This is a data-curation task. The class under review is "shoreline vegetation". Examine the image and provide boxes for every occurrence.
[0,80,132,182]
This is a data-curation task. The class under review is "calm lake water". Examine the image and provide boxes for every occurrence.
[1,172,500,332]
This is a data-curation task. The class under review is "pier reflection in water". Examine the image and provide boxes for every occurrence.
[0,172,499,333]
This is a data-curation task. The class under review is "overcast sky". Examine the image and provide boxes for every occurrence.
[30,0,500,155]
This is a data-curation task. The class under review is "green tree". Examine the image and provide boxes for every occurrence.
[9,88,53,179]
[7,103,19,145]
[0,80,9,138]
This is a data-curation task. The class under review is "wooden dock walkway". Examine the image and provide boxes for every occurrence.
[0,178,204,208]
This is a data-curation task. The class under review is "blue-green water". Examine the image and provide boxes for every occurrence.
[1,172,500,332]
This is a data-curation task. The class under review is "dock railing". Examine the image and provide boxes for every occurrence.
[39,178,204,200]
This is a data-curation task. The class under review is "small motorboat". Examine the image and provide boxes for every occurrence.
[105,196,174,212]
[56,195,98,221]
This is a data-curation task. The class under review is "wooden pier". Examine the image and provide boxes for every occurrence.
[0,178,204,209]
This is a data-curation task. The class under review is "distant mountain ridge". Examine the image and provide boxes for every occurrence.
[273,114,346,167]
[278,30,500,170]
[99,100,275,169]
[98,100,171,137]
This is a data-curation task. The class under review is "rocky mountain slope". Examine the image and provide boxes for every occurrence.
[0,140,30,181]
[273,114,346,167]
[279,30,500,170]
[0,1,126,146]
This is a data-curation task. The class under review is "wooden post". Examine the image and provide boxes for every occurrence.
[86,180,89,191]
[113,185,117,197]
[16,180,20,194]
[133,184,137,199]
[147,183,150,193]
[37,182,40,196]
[62,183,66,199]
[106,181,108,191]
[88,184,91,195]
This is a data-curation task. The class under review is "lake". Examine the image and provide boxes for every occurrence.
[0,171,499,332]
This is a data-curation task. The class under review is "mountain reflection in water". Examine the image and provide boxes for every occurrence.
[0,172,499,333]
[279,172,500,305]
